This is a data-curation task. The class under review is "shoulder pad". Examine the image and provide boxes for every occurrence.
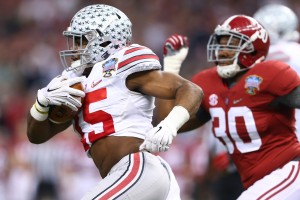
[116,44,161,75]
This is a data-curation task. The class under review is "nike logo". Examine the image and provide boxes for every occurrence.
[233,98,243,104]
[47,88,57,92]
[91,79,102,88]
[156,126,162,133]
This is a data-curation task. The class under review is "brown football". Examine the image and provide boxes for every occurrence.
[48,82,84,124]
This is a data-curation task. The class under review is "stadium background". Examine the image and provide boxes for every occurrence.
[0,0,299,199]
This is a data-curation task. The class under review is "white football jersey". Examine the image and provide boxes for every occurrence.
[73,44,161,154]
[267,41,300,74]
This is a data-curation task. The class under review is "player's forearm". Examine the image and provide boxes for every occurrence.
[174,81,203,116]
[141,79,203,153]
[154,81,203,125]
[27,114,70,144]
[154,99,175,125]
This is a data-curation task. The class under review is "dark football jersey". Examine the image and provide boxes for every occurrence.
[192,60,300,188]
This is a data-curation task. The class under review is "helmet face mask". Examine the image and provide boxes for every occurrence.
[207,15,270,78]
[60,4,132,72]
[60,31,90,71]
[207,29,254,64]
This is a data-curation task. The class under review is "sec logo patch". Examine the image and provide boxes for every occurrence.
[209,94,218,106]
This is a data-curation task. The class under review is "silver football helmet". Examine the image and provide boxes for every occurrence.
[60,4,132,71]
[254,4,299,44]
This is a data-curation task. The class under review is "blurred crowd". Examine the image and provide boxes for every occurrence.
[1,0,300,199]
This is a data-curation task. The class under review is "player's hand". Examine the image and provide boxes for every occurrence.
[37,75,85,111]
[139,120,177,152]
[163,34,189,74]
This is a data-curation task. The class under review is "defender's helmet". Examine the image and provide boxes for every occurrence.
[254,4,299,44]
[60,4,132,71]
[207,15,270,78]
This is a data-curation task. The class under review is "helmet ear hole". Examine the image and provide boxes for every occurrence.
[100,41,112,47]
[95,29,104,37]
[250,50,257,56]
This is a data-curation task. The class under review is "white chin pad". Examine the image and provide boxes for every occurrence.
[217,61,240,79]
[65,60,85,77]
[71,60,82,71]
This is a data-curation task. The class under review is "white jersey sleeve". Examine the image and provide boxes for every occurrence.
[267,41,300,74]
[116,44,161,76]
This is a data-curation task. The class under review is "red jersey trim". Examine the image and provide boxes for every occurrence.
[124,46,148,55]
[117,54,159,69]
[258,161,300,200]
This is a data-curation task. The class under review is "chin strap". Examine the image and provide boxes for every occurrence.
[217,56,265,79]
[244,56,266,70]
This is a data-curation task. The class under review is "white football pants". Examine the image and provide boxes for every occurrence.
[238,160,300,200]
[81,151,181,200]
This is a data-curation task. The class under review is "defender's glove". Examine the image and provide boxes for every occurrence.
[31,75,85,121]
[140,106,190,152]
[163,34,189,74]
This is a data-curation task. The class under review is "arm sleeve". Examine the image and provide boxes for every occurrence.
[277,86,300,109]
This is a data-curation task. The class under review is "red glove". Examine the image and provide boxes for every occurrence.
[163,34,189,56]
[163,34,189,74]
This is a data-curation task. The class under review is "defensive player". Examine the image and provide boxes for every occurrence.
[147,15,300,199]
[27,4,203,200]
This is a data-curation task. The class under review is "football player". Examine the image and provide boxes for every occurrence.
[152,15,300,199]
[27,4,203,200]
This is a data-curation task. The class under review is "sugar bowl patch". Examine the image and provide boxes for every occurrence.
[102,58,118,77]
[244,75,263,95]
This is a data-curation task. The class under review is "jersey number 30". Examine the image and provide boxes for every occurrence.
[210,106,262,154]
